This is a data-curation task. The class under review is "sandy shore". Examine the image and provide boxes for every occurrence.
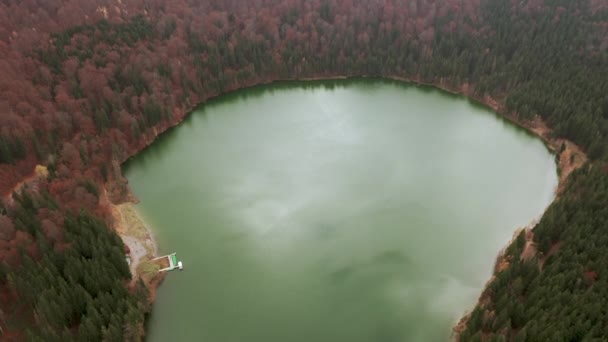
[110,198,162,284]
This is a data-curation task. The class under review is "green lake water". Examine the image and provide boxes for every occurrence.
[124,80,557,342]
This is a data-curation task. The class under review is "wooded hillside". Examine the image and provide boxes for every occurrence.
[0,0,607,340]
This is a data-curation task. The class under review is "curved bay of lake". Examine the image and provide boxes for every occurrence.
[124,79,557,342]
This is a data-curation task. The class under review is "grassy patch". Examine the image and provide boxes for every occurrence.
[137,260,160,283]
[115,203,150,241]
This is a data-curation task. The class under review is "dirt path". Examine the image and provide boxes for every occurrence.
[122,235,147,277]
[112,202,157,255]
[109,199,158,284]
[1,165,48,203]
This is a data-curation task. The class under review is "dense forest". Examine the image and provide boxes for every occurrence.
[0,0,607,340]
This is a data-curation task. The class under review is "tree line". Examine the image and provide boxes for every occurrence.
[0,0,607,339]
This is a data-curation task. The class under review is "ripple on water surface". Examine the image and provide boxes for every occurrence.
[124,80,557,342]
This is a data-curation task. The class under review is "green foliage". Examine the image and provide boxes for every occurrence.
[161,17,177,40]
[0,135,27,164]
[461,164,608,340]
[320,1,332,23]
[4,0,608,339]
[82,179,99,198]
[143,99,165,126]
[40,15,155,74]
[6,207,146,340]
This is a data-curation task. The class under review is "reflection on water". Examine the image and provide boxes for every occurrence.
[124,79,557,342]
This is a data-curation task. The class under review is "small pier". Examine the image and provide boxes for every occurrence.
[151,253,184,272]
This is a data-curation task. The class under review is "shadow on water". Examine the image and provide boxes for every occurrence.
[122,116,192,174]
[329,266,356,283]
[195,77,423,112]
[327,250,414,285]
[372,250,412,265]
[125,77,550,174]
[124,80,357,174]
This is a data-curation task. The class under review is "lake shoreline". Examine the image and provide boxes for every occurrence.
[381,76,586,340]
[113,75,586,340]
[104,188,166,301]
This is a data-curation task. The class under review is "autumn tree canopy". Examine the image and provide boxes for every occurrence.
[0,0,607,340]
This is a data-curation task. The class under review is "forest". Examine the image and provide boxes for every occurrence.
[0,0,607,340]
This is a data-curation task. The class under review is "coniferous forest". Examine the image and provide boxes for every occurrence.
[0,0,607,340]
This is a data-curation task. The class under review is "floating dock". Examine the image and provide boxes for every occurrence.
[151,253,184,272]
